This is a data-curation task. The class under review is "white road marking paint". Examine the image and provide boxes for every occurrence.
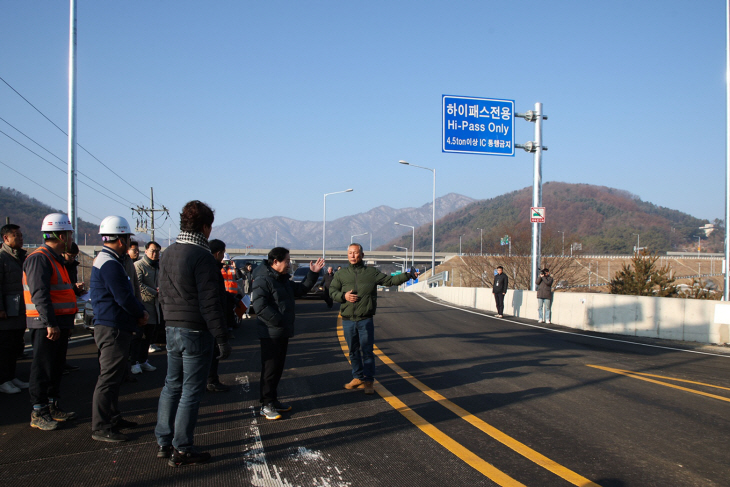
[236,376,351,487]
[413,292,730,358]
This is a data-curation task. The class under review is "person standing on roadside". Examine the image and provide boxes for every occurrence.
[321,266,335,309]
[492,266,508,318]
[329,243,416,395]
[23,213,78,431]
[127,240,140,263]
[242,262,254,318]
[155,200,230,467]
[536,268,554,324]
[131,241,162,375]
[90,216,149,442]
[0,224,28,395]
[206,239,234,393]
[252,247,324,420]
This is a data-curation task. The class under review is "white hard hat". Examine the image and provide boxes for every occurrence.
[99,216,133,236]
[41,213,74,232]
[223,252,232,261]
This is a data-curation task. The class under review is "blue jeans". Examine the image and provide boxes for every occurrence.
[342,318,375,382]
[537,298,551,321]
[155,327,213,452]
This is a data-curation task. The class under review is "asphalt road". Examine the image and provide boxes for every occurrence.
[1,291,729,486]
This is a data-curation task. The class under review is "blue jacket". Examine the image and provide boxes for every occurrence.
[90,246,146,332]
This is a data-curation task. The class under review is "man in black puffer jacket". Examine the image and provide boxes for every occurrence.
[155,200,230,468]
[251,247,324,420]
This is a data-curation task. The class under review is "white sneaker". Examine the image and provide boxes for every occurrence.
[11,378,29,389]
[148,345,161,353]
[140,361,156,372]
[546,320,551,324]
[0,380,21,394]
[538,319,544,323]
[131,363,143,375]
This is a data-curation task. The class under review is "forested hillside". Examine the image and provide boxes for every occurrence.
[384,182,721,255]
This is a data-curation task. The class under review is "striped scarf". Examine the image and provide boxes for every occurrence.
[176,231,210,251]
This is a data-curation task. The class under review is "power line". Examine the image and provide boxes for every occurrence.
[0,119,140,207]
[1,75,149,200]
[0,158,102,221]
[0,128,135,208]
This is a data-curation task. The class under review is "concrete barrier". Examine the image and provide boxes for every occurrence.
[404,281,730,345]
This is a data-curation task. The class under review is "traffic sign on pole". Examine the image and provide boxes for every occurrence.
[530,207,545,223]
[442,95,514,156]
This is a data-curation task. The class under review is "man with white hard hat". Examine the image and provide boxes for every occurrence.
[90,216,149,442]
[23,213,78,431]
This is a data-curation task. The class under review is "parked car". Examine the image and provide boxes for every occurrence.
[291,265,325,298]
[232,255,267,272]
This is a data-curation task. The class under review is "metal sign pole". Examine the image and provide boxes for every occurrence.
[530,102,544,291]
[722,0,730,301]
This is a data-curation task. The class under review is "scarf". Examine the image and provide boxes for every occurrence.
[176,231,210,251]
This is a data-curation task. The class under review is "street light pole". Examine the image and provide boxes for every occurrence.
[399,160,435,273]
[477,228,483,256]
[351,232,369,244]
[459,234,463,256]
[633,233,640,254]
[394,245,408,272]
[394,222,415,269]
[559,230,564,256]
[323,188,353,259]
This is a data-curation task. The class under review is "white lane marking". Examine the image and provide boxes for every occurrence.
[412,292,730,358]
[236,376,351,487]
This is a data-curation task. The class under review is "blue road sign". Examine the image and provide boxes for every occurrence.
[442,95,514,156]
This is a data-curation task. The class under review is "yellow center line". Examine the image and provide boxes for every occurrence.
[337,318,599,487]
[587,365,730,403]
[336,324,525,486]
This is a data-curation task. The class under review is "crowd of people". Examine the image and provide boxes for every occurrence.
[0,200,421,468]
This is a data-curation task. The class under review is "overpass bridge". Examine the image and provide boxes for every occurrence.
[77,245,454,270]
[225,249,453,269]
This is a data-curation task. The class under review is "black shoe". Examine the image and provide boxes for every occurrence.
[272,400,292,412]
[157,445,174,458]
[64,363,80,371]
[49,401,76,421]
[92,429,128,443]
[206,382,230,392]
[112,417,138,429]
[168,449,211,467]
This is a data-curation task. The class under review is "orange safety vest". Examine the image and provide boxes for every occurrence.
[23,247,78,318]
[221,266,238,294]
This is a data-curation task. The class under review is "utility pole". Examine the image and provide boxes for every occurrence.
[131,187,169,241]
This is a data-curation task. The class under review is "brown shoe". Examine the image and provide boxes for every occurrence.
[344,378,365,390]
[363,381,374,394]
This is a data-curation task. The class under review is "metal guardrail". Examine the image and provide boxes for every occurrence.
[427,271,449,287]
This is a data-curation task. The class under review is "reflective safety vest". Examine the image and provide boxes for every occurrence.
[23,247,78,318]
[221,266,238,294]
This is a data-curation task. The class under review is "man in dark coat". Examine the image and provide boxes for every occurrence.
[493,266,508,318]
[321,266,335,309]
[536,268,554,324]
[0,224,28,394]
[251,247,324,420]
[155,200,230,467]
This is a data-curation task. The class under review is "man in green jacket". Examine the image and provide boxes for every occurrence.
[329,243,417,394]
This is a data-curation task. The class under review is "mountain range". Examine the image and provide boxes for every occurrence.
[210,193,476,250]
[1,183,720,256]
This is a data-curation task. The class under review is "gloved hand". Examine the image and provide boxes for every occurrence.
[216,341,232,360]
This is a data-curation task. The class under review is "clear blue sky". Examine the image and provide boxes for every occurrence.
[1,1,727,239]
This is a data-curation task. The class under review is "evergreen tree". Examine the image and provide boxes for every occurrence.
[609,252,677,296]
